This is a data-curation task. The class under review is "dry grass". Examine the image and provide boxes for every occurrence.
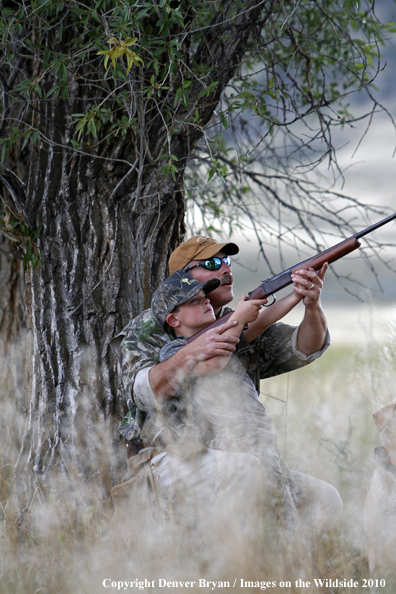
[1,309,396,594]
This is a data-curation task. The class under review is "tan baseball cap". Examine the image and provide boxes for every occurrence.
[169,236,239,275]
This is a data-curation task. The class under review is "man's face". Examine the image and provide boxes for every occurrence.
[187,251,234,313]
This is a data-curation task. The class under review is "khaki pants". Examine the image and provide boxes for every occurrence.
[150,448,342,535]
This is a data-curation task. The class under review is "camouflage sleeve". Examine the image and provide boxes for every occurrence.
[117,309,173,442]
[257,322,330,378]
[159,338,185,363]
[120,308,171,411]
[235,322,330,390]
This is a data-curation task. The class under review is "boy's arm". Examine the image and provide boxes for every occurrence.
[243,291,302,343]
[150,319,240,401]
[192,297,266,376]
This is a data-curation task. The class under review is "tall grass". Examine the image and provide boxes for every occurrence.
[1,307,396,594]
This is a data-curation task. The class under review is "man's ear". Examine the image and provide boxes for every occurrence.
[166,313,180,328]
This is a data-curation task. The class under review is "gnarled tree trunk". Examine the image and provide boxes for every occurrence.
[0,0,270,495]
[0,240,26,417]
[16,133,186,492]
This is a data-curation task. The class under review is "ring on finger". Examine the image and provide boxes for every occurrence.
[308,283,315,290]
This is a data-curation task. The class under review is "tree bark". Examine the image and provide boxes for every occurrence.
[15,109,186,493]
[0,239,26,419]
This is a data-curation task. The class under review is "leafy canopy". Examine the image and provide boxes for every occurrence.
[0,0,395,265]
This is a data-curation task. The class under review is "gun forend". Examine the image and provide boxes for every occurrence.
[249,236,361,300]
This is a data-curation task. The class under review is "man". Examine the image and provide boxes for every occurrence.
[119,236,329,438]
[117,236,341,533]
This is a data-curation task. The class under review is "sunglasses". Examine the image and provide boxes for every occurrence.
[185,255,231,272]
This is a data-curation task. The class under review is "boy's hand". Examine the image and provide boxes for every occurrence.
[234,295,267,325]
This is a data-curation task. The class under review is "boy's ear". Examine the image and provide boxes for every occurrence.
[165,313,180,328]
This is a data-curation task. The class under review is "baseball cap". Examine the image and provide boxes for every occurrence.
[169,236,239,275]
[152,270,221,328]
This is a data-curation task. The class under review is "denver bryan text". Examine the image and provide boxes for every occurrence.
[102,579,230,590]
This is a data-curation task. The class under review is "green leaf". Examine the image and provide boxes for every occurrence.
[21,130,32,150]
[170,164,178,181]
[219,113,228,130]
[45,86,60,99]
[23,249,31,270]
[182,89,189,108]
[32,224,42,240]
[174,87,183,106]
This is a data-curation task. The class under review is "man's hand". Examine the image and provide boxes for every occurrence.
[290,263,328,355]
[149,319,240,402]
[291,263,327,307]
[185,318,241,362]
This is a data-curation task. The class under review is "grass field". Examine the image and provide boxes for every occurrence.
[0,305,395,594]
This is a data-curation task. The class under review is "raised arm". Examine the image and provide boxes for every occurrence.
[290,263,328,355]
[242,291,302,343]
[191,296,267,376]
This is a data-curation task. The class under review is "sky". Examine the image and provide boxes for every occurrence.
[228,2,396,342]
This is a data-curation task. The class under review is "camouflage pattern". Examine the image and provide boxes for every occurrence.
[237,321,314,391]
[151,270,220,328]
[118,306,328,447]
[118,309,169,444]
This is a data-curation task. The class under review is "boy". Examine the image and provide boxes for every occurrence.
[150,269,302,453]
[154,270,303,367]
[147,269,304,527]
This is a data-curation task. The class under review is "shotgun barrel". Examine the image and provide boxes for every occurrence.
[186,213,396,343]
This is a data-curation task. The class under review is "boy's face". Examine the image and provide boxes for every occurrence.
[167,290,216,334]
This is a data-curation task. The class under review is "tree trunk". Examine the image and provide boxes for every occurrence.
[5,0,269,496]
[15,120,186,494]
[0,239,26,417]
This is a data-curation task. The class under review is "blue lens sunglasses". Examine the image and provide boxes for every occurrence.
[184,255,231,272]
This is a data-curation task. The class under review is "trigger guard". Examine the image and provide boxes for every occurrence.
[263,294,276,307]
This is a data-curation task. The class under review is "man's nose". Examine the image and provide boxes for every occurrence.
[221,259,231,273]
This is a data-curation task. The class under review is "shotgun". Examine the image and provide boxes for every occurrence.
[186,213,396,343]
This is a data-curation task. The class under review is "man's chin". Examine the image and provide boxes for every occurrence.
[212,286,234,308]
[224,286,234,301]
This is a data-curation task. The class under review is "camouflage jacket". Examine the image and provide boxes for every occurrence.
[117,306,330,446]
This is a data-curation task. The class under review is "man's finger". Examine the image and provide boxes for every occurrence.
[214,334,240,343]
[214,344,237,353]
[292,268,323,289]
[316,262,328,281]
